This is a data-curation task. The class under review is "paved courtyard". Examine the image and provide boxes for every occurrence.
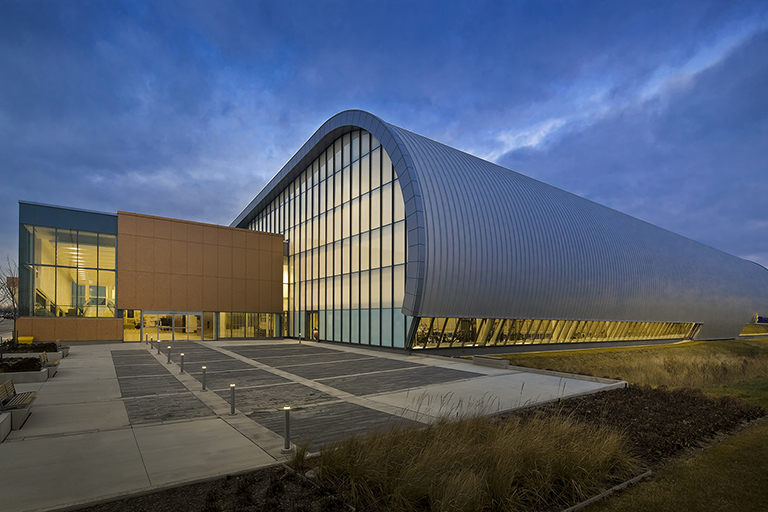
[1,339,626,512]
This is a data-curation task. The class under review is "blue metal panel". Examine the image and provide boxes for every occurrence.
[233,110,768,340]
[19,201,117,234]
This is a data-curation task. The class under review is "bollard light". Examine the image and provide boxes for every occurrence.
[166,346,172,364]
[281,405,293,454]
[156,341,161,354]
[180,353,185,373]
[202,366,207,390]
[230,384,236,415]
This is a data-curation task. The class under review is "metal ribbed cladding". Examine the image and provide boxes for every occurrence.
[234,110,768,340]
[384,123,768,340]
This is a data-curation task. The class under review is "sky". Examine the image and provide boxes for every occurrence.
[1,0,767,268]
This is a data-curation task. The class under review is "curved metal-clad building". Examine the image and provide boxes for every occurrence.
[233,110,768,348]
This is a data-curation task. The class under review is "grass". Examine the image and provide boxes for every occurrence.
[587,418,768,512]
[496,338,768,388]
[489,338,768,511]
[314,415,637,512]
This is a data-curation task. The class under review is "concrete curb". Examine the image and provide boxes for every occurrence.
[561,469,652,511]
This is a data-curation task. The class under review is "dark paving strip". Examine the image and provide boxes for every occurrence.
[320,366,487,396]
[226,345,330,358]
[123,392,215,425]
[117,375,189,397]
[187,369,291,391]
[251,352,374,366]
[216,382,337,413]
[114,363,172,378]
[112,350,156,357]
[277,357,423,380]
[169,354,236,365]
[171,358,255,371]
[248,401,425,451]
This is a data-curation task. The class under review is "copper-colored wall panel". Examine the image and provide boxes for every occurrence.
[77,318,99,341]
[154,238,171,274]
[269,280,283,311]
[218,277,233,311]
[217,228,233,247]
[135,216,154,237]
[170,220,187,241]
[118,234,137,272]
[136,236,154,273]
[187,275,203,311]
[202,226,218,245]
[232,247,246,277]
[246,250,261,280]
[202,244,218,277]
[202,276,218,311]
[119,214,137,236]
[16,318,32,337]
[135,272,154,311]
[246,233,262,251]
[97,319,122,341]
[170,240,188,275]
[268,251,283,274]
[187,223,203,243]
[232,230,247,249]
[117,212,282,317]
[34,318,55,341]
[56,320,78,342]
[232,279,246,309]
[118,271,136,309]
[154,219,171,240]
[153,273,171,309]
[217,246,232,278]
[187,242,203,276]
[245,280,260,312]
[170,274,187,311]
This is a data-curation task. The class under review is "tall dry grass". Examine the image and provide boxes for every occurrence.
[315,414,637,512]
[502,339,768,388]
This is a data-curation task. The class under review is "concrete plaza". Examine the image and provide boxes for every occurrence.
[1,339,625,512]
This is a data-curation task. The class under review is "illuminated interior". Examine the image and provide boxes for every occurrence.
[20,225,116,317]
[412,317,700,348]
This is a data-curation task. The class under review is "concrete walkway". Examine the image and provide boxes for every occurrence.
[1,339,625,512]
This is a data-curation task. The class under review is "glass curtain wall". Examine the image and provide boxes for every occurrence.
[19,225,117,317]
[248,130,411,348]
[413,317,700,348]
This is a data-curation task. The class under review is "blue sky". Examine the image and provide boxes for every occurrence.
[1,0,767,267]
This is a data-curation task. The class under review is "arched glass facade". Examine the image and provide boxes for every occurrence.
[248,130,412,348]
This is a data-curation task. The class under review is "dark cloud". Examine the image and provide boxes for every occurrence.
[499,29,768,264]
[0,0,766,268]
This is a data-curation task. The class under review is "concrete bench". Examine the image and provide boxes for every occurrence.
[472,355,510,369]
[0,380,37,430]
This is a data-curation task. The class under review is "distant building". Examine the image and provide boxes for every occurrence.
[17,110,768,346]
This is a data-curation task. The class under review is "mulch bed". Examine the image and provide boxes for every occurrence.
[1,341,61,353]
[505,385,766,466]
[70,385,765,512]
[0,357,42,372]
[76,465,347,512]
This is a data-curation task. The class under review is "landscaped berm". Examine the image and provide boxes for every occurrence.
[72,338,768,512]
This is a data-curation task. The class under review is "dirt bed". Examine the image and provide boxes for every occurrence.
[71,385,765,512]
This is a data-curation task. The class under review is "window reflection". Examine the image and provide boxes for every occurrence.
[412,317,699,349]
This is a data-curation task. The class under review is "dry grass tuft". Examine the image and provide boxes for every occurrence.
[501,338,768,388]
[316,414,637,512]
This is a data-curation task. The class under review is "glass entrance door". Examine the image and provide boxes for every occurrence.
[307,311,319,341]
[141,311,203,341]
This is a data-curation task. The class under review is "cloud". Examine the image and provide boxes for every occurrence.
[498,28,768,264]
